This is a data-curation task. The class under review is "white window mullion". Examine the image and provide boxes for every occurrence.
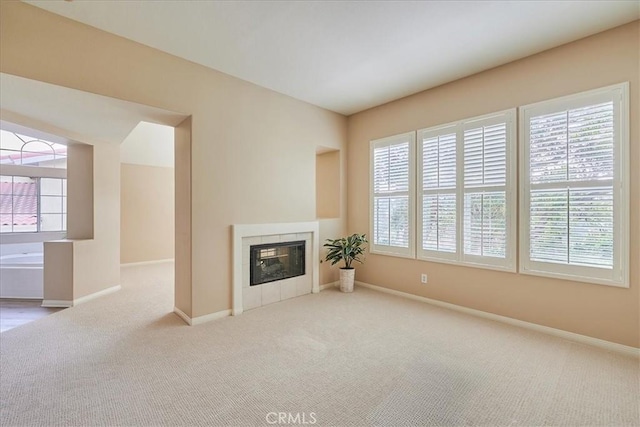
[455,126,464,262]
[36,177,41,233]
[464,184,509,192]
[530,179,614,190]
[566,188,570,265]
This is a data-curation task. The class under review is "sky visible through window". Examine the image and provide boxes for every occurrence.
[0,130,67,168]
[0,130,67,233]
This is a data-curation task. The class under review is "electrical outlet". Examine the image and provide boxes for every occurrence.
[421,273,428,284]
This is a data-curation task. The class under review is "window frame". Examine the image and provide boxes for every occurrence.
[417,123,459,263]
[519,83,629,288]
[417,110,517,272]
[0,164,67,237]
[369,131,416,259]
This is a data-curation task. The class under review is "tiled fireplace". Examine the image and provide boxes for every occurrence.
[232,222,319,315]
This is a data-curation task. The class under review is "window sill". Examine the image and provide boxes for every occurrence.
[417,254,516,273]
[370,248,415,260]
[0,232,67,245]
[519,265,628,288]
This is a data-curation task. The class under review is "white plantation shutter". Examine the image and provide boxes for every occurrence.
[370,132,415,257]
[417,110,515,270]
[418,127,457,259]
[464,191,507,258]
[463,123,506,257]
[462,113,514,269]
[520,83,628,287]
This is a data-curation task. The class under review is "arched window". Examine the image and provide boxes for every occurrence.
[0,130,67,168]
[1,130,67,234]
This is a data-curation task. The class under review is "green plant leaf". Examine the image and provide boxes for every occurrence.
[322,234,368,269]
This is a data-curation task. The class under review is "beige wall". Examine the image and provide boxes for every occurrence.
[66,143,93,240]
[44,142,121,302]
[0,2,347,317]
[347,21,640,347]
[316,150,340,219]
[120,121,174,168]
[316,150,346,284]
[318,218,343,285]
[43,240,73,302]
[73,142,121,299]
[120,163,175,264]
[174,117,192,317]
[5,2,634,346]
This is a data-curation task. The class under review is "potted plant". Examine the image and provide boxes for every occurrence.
[323,233,367,292]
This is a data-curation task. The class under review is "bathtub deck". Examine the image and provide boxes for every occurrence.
[0,299,64,332]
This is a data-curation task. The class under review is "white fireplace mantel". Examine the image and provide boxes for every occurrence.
[232,222,320,315]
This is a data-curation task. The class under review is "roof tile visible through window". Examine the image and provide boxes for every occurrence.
[0,181,38,226]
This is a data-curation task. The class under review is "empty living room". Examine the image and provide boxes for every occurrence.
[0,1,638,426]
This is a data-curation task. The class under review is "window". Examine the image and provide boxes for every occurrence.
[520,83,629,287]
[417,110,516,271]
[370,132,415,258]
[0,129,67,235]
[39,177,67,232]
[419,125,457,260]
[0,175,67,233]
[0,130,67,168]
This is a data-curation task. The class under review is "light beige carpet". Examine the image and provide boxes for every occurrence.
[0,262,638,426]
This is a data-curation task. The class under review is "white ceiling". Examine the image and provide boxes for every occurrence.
[26,1,639,115]
[120,122,175,168]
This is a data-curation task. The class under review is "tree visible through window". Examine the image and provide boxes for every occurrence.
[371,132,415,258]
[417,111,516,271]
[520,83,628,287]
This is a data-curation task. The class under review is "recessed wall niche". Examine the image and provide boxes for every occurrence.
[315,148,340,219]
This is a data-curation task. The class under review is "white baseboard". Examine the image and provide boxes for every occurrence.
[173,307,192,325]
[192,309,232,325]
[42,285,121,308]
[42,299,72,308]
[173,307,231,326]
[320,281,339,291]
[73,285,121,306]
[121,259,174,267]
[355,281,639,358]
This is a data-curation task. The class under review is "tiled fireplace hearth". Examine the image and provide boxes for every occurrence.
[232,222,319,315]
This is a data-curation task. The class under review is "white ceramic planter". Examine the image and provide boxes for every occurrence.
[339,268,355,292]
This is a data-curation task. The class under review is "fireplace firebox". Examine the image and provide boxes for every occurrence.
[250,240,305,286]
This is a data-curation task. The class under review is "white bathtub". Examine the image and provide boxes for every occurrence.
[0,252,44,299]
[1,252,44,266]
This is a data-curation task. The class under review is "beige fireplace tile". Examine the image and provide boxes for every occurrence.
[243,286,262,311]
[243,236,262,247]
[305,240,312,273]
[296,232,311,240]
[242,245,250,266]
[261,235,280,244]
[280,233,298,243]
[242,271,250,288]
[296,275,312,297]
[261,282,281,306]
[281,279,297,300]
